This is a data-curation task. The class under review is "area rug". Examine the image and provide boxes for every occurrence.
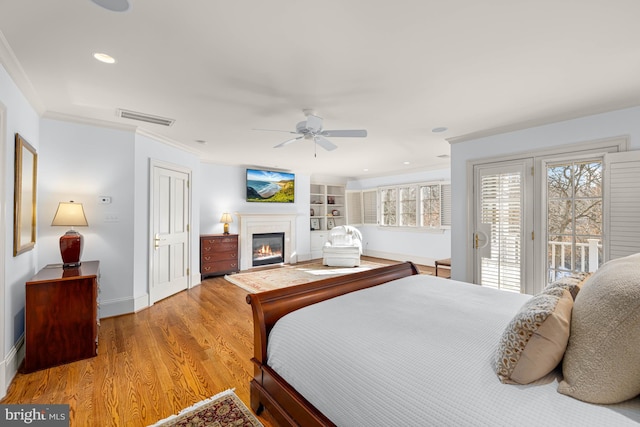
[148,389,263,427]
[225,260,389,293]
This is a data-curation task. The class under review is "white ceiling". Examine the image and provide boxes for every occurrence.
[1,0,640,179]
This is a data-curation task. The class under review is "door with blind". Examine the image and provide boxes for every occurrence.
[473,160,533,292]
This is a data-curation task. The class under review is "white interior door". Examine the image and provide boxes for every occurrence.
[150,163,190,303]
[473,159,533,293]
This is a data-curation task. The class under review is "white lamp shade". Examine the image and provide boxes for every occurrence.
[220,212,233,223]
[52,202,88,227]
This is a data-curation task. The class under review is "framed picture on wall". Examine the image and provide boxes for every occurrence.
[13,133,37,256]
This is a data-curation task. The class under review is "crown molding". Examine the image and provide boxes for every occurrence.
[0,30,46,114]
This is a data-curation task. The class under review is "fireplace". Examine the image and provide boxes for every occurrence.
[237,213,298,270]
[252,232,285,267]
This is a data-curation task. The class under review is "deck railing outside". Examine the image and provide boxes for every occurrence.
[548,238,601,274]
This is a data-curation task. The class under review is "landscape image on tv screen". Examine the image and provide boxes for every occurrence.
[246,169,295,203]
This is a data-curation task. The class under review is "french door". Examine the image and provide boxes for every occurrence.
[473,159,534,293]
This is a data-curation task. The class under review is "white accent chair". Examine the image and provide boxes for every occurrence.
[322,225,363,267]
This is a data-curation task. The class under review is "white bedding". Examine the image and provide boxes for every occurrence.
[267,274,640,426]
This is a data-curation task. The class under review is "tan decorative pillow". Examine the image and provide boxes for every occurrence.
[545,272,592,300]
[558,253,640,404]
[494,288,573,384]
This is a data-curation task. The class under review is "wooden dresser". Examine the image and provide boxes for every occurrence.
[201,234,239,277]
[24,260,100,373]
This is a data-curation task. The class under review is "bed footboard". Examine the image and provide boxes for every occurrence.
[246,261,420,426]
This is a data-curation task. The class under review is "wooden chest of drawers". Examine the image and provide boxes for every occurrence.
[201,234,239,277]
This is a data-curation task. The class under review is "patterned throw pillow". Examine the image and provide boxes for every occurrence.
[494,288,573,384]
[544,272,592,300]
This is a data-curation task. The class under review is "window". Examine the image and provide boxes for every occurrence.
[546,159,603,282]
[399,186,417,226]
[421,184,440,227]
[378,181,450,230]
[380,188,397,226]
[348,182,450,229]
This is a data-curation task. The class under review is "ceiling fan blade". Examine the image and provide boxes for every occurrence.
[314,136,338,151]
[274,136,303,148]
[253,128,298,134]
[305,115,323,133]
[321,129,367,137]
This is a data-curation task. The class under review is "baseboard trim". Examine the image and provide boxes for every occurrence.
[100,296,137,319]
[1,335,25,399]
[364,249,437,267]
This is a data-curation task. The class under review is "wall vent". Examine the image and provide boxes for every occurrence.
[117,109,175,126]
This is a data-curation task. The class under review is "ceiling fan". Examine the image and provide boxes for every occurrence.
[255,110,367,152]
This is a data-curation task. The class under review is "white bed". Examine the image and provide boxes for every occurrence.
[266,274,640,426]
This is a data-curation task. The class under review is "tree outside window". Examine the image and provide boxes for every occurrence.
[381,188,397,226]
[547,160,603,282]
[420,184,440,227]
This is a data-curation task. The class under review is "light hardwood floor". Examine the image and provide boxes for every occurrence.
[1,258,436,426]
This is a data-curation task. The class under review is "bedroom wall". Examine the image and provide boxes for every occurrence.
[0,63,40,398]
[37,120,203,318]
[346,168,451,266]
[450,106,640,282]
[38,119,137,317]
[199,163,312,263]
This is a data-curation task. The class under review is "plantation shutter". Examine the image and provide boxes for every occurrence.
[476,166,525,292]
[362,190,378,225]
[346,191,362,225]
[604,151,640,260]
[440,183,452,228]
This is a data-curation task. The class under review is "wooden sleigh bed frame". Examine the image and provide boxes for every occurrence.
[245,261,420,427]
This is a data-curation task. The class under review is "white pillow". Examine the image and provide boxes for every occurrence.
[558,253,640,404]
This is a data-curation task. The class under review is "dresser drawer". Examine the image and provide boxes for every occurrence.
[202,251,237,263]
[202,260,238,275]
[202,240,238,253]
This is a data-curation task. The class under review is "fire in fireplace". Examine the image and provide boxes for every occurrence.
[252,232,285,267]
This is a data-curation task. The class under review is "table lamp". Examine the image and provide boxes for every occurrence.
[51,201,88,268]
[220,212,233,234]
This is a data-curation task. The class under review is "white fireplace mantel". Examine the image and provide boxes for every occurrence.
[236,213,298,270]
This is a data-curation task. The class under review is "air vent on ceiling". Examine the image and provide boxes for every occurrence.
[117,109,175,126]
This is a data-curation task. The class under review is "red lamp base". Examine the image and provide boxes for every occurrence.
[60,230,83,268]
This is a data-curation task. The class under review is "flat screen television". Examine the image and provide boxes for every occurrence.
[246,168,295,203]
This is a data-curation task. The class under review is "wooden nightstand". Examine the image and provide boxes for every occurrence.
[201,234,239,277]
[24,261,100,372]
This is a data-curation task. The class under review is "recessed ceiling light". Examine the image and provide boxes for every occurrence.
[93,53,116,64]
[90,0,130,12]
[363,168,369,172]
[437,154,451,159]
[196,140,207,144]
[403,161,411,165]
[432,127,448,133]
